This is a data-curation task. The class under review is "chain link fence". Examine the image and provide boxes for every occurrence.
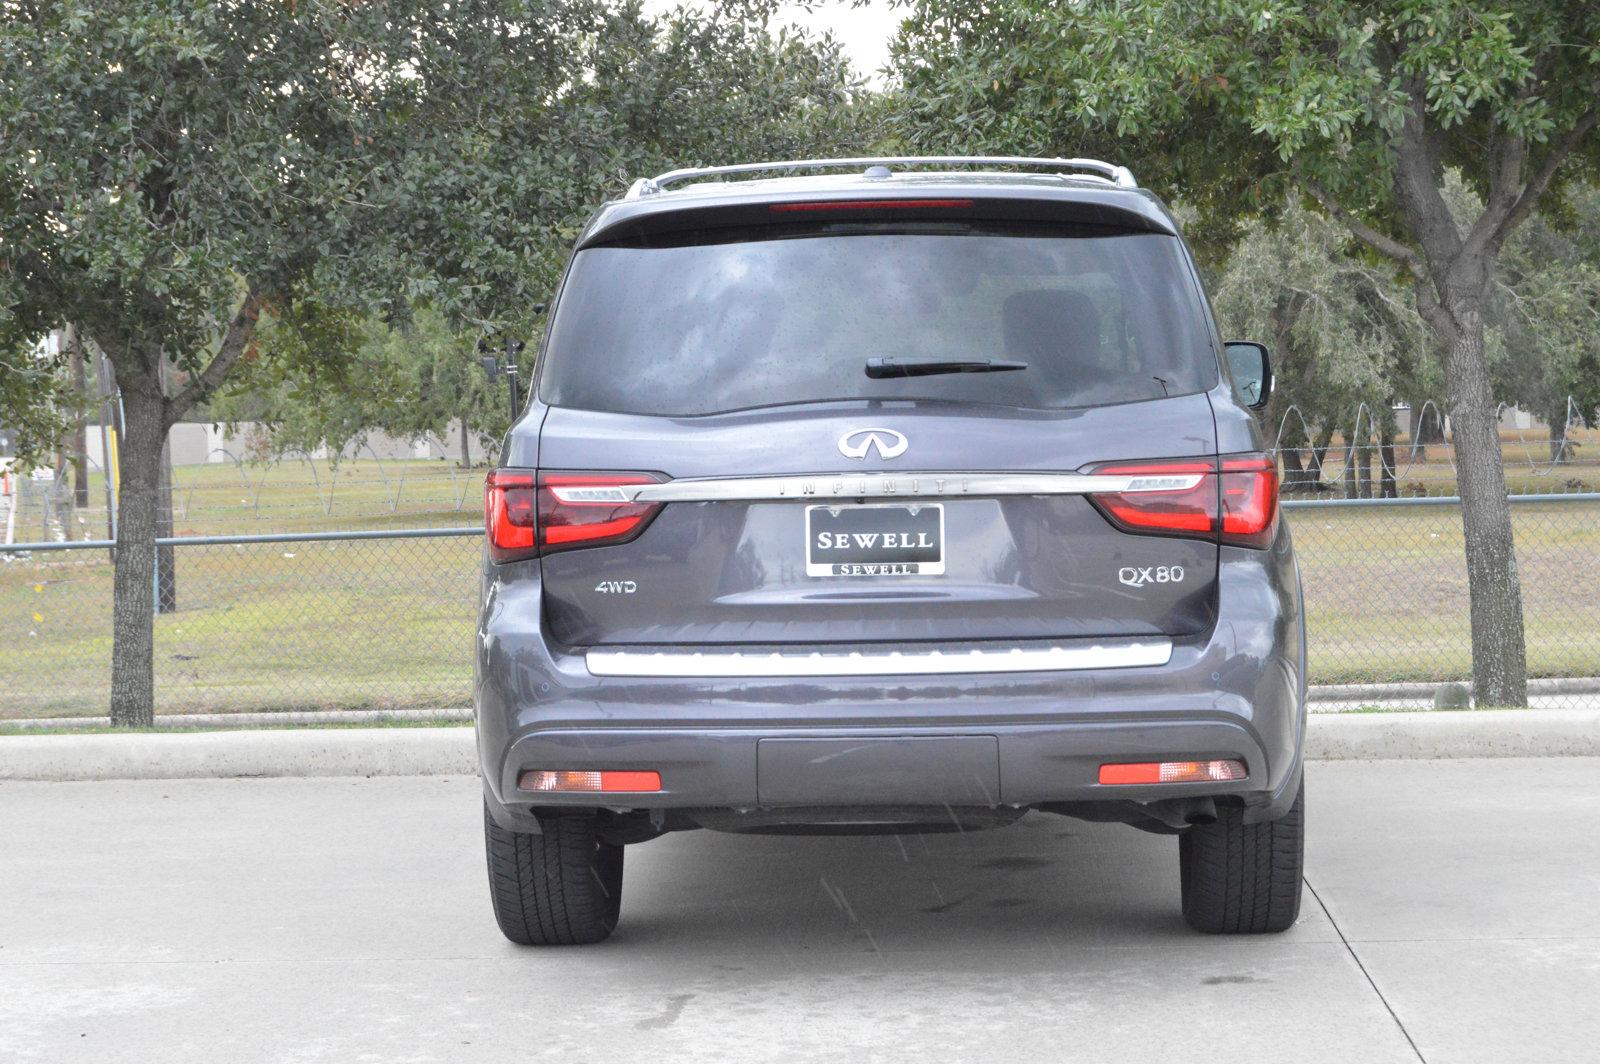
[3,495,1599,723]
[2,529,481,723]
[1284,494,1600,709]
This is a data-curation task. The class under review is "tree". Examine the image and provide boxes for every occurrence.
[1,0,868,725]
[1211,201,1434,497]
[211,305,509,467]
[0,333,73,472]
[1486,182,1600,460]
[893,1,1600,705]
[208,5,881,468]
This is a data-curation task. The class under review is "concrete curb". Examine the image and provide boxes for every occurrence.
[2,710,1598,782]
[1303,708,1600,761]
[0,726,479,782]
[2,707,475,731]
[1307,676,1600,702]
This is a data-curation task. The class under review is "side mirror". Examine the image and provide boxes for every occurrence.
[1224,341,1273,411]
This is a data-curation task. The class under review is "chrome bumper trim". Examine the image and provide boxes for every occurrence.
[585,639,1174,678]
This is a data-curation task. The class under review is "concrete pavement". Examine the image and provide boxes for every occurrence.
[3,759,1598,1063]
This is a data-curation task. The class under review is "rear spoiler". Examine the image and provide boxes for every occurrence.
[579,192,1176,249]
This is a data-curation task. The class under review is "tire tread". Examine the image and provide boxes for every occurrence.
[484,805,622,945]
[1179,781,1304,934]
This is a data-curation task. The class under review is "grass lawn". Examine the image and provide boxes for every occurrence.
[3,533,481,718]
[1288,500,1600,684]
[13,457,482,543]
[5,454,1598,718]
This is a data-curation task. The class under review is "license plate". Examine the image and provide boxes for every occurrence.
[805,503,944,577]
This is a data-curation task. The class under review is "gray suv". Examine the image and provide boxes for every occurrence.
[476,157,1305,944]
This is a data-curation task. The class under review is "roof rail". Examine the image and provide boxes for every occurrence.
[629,156,1138,196]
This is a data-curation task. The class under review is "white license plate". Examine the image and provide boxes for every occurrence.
[805,503,945,577]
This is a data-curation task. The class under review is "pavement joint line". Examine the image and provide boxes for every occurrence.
[1306,876,1428,1064]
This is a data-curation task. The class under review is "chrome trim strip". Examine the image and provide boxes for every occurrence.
[586,640,1173,678]
[635,156,1139,195]
[622,472,1202,504]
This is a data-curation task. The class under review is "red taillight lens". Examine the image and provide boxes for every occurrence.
[1085,460,1217,540]
[484,470,538,563]
[484,470,664,562]
[538,471,663,553]
[1086,453,1279,549]
[1218,455,1280,549]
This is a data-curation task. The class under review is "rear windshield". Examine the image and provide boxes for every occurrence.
[539,223,1216,417]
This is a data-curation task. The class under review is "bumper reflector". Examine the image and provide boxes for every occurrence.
[1098,760,1247,785]
[519,770,662,793]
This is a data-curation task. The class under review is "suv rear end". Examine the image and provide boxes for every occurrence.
[475,158,1306,944]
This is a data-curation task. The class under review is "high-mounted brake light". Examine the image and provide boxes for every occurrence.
[1086,453,1278,549]
[484,470,664,562]
[768,198,974,212]
[1098,760,1247,785]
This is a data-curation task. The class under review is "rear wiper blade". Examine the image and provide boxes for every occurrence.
[865,357,1028,379]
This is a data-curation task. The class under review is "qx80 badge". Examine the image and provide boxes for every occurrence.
[1119,565,1186,588]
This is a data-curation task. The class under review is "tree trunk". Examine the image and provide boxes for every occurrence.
[1280,445,1307,491]
[1548,416,1567,465]
[1357,433,1374,499]
[458,413,472,469]
[1308,425,1333,487]
[1379,424,1398,499]
[68,327,90,508]
[1410,404,1445,445]
[1439,298,1528,707]
[109,387,166,726]
[1276,420,1312,493]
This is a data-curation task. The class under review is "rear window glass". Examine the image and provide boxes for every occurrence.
[539,223,1216,417]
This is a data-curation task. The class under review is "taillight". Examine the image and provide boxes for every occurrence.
[1087,453,1278,549]
[1085,460,1216,540]
[1217,454,1280,549]
[484,470,538,563]
[538,471,664,553]
[484,470,663,562]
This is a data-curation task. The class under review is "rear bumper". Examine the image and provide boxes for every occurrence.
[475,540,1306,827]
[491,717,1295,818]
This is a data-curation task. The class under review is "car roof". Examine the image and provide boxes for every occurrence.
[576,167,1179,249]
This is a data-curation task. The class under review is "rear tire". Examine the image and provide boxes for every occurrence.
[1178,780,1304,934]
[484,804,624,945]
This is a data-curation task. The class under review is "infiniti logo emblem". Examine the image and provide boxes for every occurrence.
[838,427,909,461]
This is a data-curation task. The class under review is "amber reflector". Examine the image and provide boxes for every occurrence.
[1098,760,1247,785]
[518,770,661,793]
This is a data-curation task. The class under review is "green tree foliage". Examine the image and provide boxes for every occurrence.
[892,1,1600,705]
[1488,183,1600,457]
[208,2,879,471]
[0,0,867,724]
[0,336,73,469]
[1211,201,1433,495]
[211,305,507,466]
